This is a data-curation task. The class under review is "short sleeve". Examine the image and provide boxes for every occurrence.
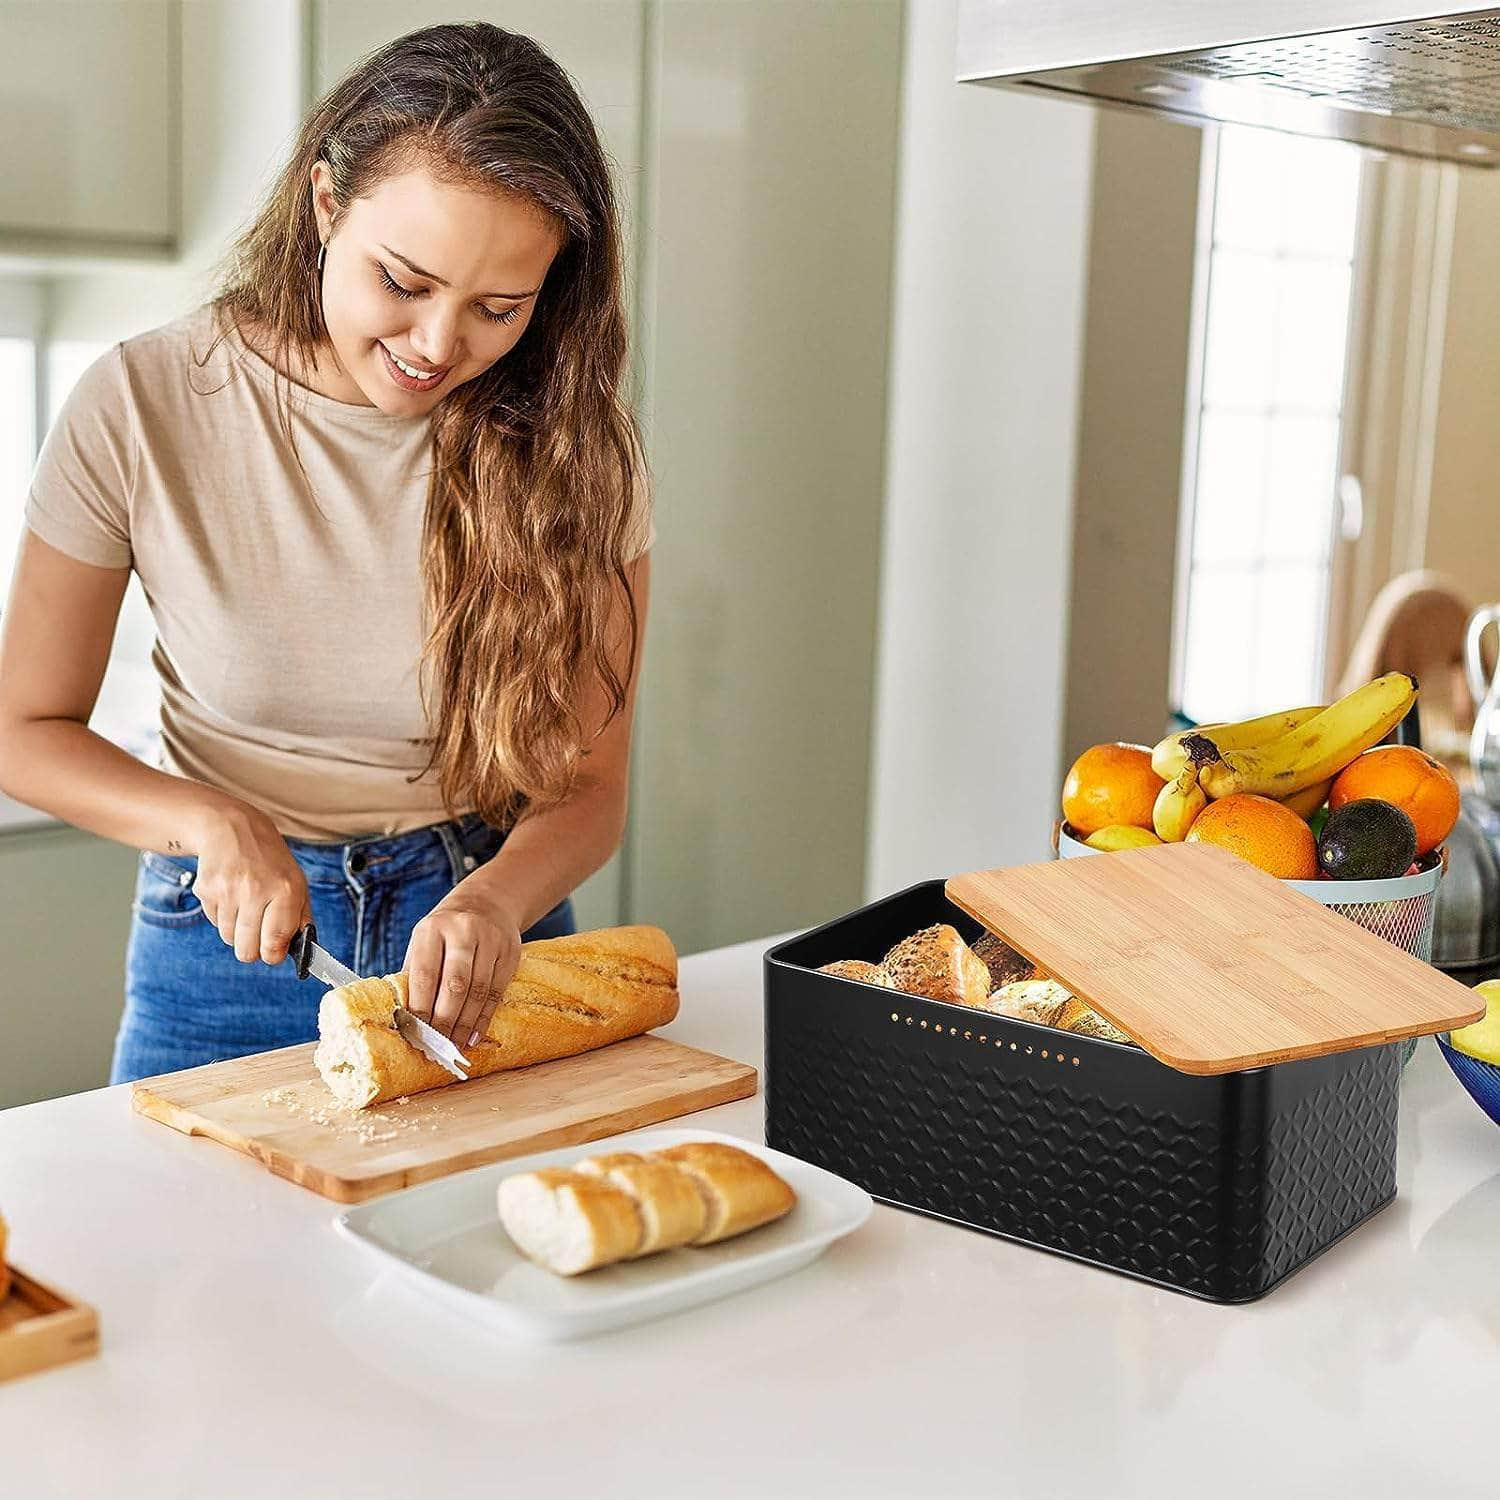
[24,344,135,568]
[620,434,655,564]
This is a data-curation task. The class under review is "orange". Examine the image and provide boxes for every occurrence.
[1329,745,1460,855]
[1061,743,1166,836]
[1185,793,1318,880]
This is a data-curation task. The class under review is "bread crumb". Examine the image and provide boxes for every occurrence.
[255,1076,441,1147]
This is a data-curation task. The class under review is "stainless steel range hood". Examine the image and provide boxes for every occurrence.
[957,2,1500,164]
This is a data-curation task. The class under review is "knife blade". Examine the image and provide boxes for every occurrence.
[392,1002,472,1081]
[286,922,471,1081]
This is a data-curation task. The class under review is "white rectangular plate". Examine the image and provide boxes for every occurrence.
[333,1127,872,1341]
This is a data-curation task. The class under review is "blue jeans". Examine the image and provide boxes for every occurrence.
[111,811,576,1084]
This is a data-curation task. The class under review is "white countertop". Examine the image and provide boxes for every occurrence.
[1,933,1497,1499]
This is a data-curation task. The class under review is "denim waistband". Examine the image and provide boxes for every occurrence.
[139,810,506,893]
[282,811,502,886]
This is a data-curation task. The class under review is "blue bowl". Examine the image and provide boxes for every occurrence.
[1435,1032,1500,1128]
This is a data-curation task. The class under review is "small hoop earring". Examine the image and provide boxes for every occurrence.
[316,242,326,273]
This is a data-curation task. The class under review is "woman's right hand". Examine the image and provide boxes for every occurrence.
[189,799,312,965]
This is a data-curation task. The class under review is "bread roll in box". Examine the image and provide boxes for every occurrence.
[763,847,1482,1304]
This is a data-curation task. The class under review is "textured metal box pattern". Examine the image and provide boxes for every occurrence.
[764,881,1401,1302]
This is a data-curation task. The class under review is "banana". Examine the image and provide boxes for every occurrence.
[1278,777,1334,820]
[1153,765,1207,842]
[1151,704,1325,781]
[1196,673,1418,801]
[1084,825,1163,851]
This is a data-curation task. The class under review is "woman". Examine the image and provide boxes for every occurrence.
[0,24,653,1081]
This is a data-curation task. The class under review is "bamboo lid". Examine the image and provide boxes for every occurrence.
[945,842,1485,1075]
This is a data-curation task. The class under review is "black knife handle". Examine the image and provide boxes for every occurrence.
[287,922,316,980]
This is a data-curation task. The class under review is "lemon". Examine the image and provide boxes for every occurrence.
[1449,980,1500,1066]
[1084,825,1163,852]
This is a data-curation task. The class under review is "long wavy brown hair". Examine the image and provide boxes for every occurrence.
[209,22,642,828]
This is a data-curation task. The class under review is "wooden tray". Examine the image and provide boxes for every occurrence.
[947,841,1485,1075]
[0,1270,99,1384]
[132,1034,758,1202]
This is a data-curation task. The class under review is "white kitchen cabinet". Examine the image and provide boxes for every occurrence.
[314,4,646,180]
[314,1,648,935]
[633,2,903,950]
[0,824,138,1107]
[315,2,903,951]
[0,0,177,248]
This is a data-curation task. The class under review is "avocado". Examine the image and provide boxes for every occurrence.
[1317,799,1418,881]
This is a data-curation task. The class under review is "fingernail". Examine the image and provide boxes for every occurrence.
[468,1030,481,1048]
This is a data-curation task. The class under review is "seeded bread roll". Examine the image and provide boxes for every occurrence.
[881,925,991,1007]
[497,1168,644,1276]
[971,933,1042,990]
[575,1153,708,1255]
[650,1142,798,1245]
[817,959,896,986]
[984,978,1073,1027]
[315,925,679,1108]
[983,981,1137,1045]
[1056,996,1136,1045]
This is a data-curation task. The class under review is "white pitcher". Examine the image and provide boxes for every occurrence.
[1467,603,1500,803]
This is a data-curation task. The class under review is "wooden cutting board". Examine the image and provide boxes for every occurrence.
[132,1035,757,1202]
[946,841,1485,1075]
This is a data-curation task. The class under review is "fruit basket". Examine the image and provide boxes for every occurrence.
[1435,1033,1500,1128]
[1434,982,1500,1129]
[1054,676,1459,979]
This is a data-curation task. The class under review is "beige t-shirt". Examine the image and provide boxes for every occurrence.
[24,303,653,842]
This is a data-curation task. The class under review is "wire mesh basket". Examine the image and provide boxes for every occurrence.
[1054,821,1444,1064]
[1293,860,1444,960]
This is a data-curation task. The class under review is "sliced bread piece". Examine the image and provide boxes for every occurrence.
[575,1154,708,1255]
[649,1143,797,1245]
[497,1168,644,1276]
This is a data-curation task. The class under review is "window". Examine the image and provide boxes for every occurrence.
[1174,127,1363,725]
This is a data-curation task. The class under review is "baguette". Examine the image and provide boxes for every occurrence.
[882,925,991,1008]
[496,1168,643,1276]
[314,925,679,1108]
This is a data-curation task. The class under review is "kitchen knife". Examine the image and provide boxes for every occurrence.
[285,922,471,1081]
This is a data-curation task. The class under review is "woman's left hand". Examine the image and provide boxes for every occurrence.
[402,889,522,1047]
